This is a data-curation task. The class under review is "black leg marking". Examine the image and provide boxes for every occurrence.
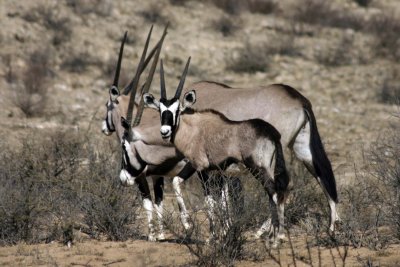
[136,174,151,200]
[177,162,196,181]
[154,177,164,205]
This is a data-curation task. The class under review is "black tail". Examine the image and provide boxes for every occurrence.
[274,141,290,199]
[305,108,338,203]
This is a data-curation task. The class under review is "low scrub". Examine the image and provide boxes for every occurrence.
[0,130,142,245]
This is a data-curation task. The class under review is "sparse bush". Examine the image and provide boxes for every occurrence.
[380,79,400,104]
[0,130,142,245]
[285,161,325,227]
[66,0,114,17]
[315,34,355,67]
[169,0,188,6]
[165,172,265,266]
[62,52,101,73]
[22,3,73,46]
[265,35,299,56]
[209,0,246,15]
[248,0,278,15]
[368,13,400,60]
[12,49,52,117]
[353,0,373,7]
[370,117,400,238]
[211,16,240,37]
[227,43,270,73]
[139,3,168,24]
[292,0,364,31]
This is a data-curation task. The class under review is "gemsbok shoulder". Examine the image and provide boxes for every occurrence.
[142,58,291,245]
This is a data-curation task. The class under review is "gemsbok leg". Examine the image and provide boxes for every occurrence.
[152,176,165,240]
[292,119,340,232]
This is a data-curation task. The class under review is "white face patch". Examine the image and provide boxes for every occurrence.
[160,100,180,125]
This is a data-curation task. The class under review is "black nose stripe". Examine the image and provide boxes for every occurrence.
[161,110,173,126]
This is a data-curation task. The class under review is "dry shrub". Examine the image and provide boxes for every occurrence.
[330,173,388,249]
[264,35,299,56]
[292,0,364,31]
[370,117,400,238]
[314,34,356,67]
[227,42,270,73]
[368,13,400,60]
[248,0,278,15]
[353,0,373,7]
[209,0,246,15]
[0,130,142,245]
[169,0,188,6]
[23,3,72,46]
[61,51,101,73]
[165,172,265,266]
[66,0,114,17]
[379,70,400,104]
[284,160,325,228]
[211,16,240,37]
[12,49,52,117]
[139,3,168,24]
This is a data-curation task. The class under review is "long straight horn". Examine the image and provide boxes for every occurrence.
[124,26,153,136]
[123,23,169,95]
[113,31,127,88]
[133,23,169,127]
[160,59,167,100]
[174,57,191,99]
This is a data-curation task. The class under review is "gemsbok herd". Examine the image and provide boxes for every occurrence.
[101,24,340,247]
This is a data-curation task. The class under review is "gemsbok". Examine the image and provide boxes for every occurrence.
[102,30,340,242]
[142,57,290,244]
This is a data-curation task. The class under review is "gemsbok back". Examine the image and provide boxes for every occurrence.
[142,58,290,245]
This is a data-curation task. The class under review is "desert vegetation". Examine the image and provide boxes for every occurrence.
[1,0,400,265]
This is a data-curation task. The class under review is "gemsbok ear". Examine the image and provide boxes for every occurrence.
[181,90,196,111]
[110,86,120,102]
[143,93,160,110]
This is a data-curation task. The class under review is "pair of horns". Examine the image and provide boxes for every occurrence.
[160,57,191,100]
[126,24,168,137]
[111,25,169,95]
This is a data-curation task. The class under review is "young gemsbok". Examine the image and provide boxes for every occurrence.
[142,57,291,245]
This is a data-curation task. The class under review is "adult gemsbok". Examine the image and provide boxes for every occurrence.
[102,34,340,241]
[102,24,172,241]
[142,58,291,245]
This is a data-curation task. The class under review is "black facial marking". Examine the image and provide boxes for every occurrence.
[161,110,174,127]
[121,116,130,130]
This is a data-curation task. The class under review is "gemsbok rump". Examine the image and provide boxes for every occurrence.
[102,30,340,242]
[142,57,290,244]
